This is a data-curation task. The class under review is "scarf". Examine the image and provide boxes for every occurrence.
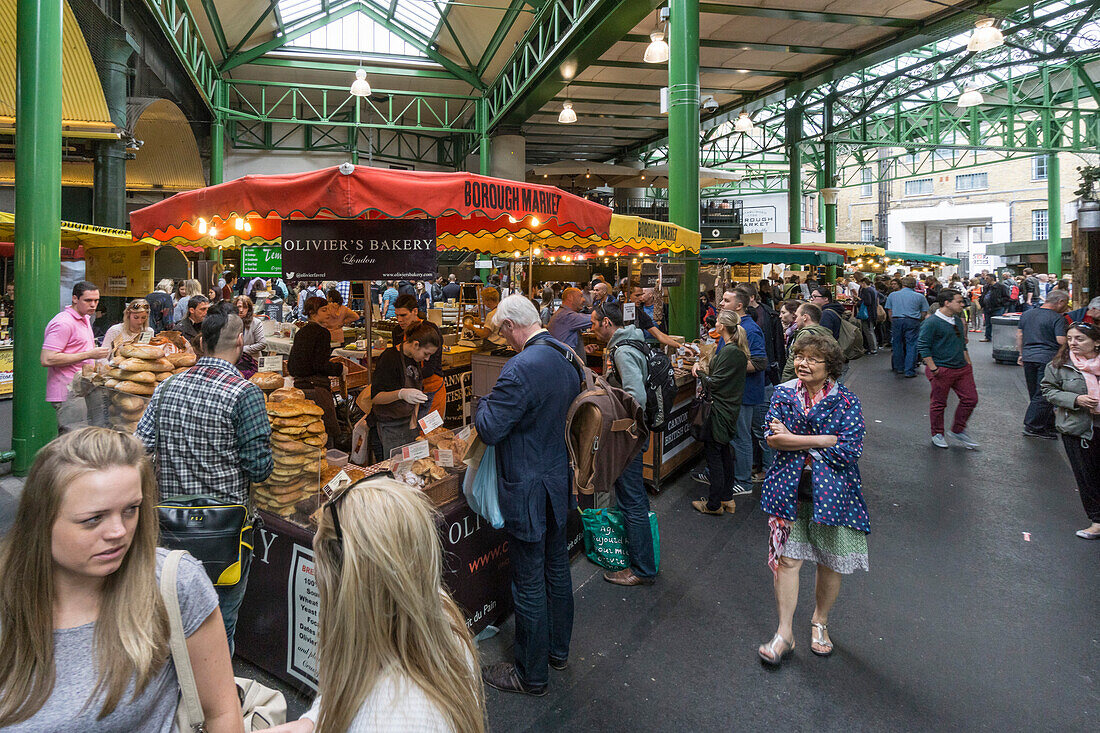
[1070,351,1100,414]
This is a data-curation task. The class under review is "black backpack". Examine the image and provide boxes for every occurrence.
[607,339,676,432]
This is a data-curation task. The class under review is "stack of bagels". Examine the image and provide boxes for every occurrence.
[103,341,197,432]
[252,388,328,516]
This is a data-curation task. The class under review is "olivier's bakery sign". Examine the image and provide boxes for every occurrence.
[281,219,437,280]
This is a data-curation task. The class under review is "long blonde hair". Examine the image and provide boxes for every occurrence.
[183,279,202,298]
[716,309,750,357]
[0,428,168,724]
[313,479,485,733]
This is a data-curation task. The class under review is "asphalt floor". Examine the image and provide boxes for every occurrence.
[2,343,1095,731]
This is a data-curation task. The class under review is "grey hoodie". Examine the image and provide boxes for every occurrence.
[607,324,649,410]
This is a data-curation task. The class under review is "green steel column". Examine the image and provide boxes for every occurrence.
[92,31,131,229]
[823,99,837,245]
[477,97,490,176]
[667,0,700,340]
[13,0,63,474]
[210,83,225,185]
[1047,151,1061,276]
[786,104,802,245]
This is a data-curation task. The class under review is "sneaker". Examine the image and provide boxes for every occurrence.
[1022,428,1058,440]
[931,434,949,449]
[947,430,979,450]
[751,469,766,483]
[691,469,710,485]
[730,483,753,496]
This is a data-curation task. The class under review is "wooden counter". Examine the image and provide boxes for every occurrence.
[642,374,701,492]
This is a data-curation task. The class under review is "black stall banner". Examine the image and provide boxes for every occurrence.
[281,219,437,281]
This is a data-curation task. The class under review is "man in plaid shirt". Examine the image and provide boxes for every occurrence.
[137,305,273,650]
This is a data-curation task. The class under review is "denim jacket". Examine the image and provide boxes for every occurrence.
[760,379,870,533]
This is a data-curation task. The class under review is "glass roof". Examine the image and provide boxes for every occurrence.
[276,1,441,57]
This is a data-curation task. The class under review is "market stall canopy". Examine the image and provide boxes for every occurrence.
[129,165,612,246]
[632,165,744,189]
[436,213,700,256]
[527,161,643,189]
[751,243,850,257]
[0,212,159,253]
[884,250,961,265]
[827,242,887,257]
[702,246,844,267]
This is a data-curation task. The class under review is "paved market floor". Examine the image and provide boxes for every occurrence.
[1,345,1095,730]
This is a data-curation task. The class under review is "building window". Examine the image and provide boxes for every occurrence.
[955,172,988,191]
[904,178,933,196]
[860,220,874,241]
[935,148,955,164]
[1033,156,1047,180]
[1032,209,1048,240]
[970,225,994,243]
[859,168,873,197]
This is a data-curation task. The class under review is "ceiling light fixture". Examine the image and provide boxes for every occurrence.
[967,18,1004,53]
[197,218,207,234]
[644,8,670,63]
[957,86,984,108]
[350,68,371,97]
[558,100,577,124]
[733,112,754,134]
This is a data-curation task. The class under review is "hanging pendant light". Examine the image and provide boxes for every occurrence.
[644,30,669,63]
[733,112,754,133]
[350,68,372,97]
[967,18,1004,53]
[957,86,984,108]
[558,100,577,124]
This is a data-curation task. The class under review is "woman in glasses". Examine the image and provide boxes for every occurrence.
[269,478,486,733]
[757,333,868,667]
[1041,321,1100,540]
[101,299,153,357]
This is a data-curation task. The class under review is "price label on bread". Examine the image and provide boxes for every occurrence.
[260,355,284,373]
[398,440,430,461]
[321,469,351,500]
[432,448,454,468]
[417,410,444,433]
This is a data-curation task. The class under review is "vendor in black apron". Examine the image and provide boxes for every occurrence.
[288,295,343,443]
[371,321,442,457]
[392,293,446,420]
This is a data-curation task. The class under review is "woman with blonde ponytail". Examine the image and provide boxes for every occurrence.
[269,478,486,733]
[0,427,242,731]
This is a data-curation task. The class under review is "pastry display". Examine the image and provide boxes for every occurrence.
[252,396,330,516]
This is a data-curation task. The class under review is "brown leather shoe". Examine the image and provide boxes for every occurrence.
[721,499,736,514]
[603,568,656,586]
[692,498,724,515]
[481,662,547,696]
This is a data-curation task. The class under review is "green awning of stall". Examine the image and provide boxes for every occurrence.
[884,250,960,265]
[702,246,844,267]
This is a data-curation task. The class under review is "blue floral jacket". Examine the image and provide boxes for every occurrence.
[760,379,870,533]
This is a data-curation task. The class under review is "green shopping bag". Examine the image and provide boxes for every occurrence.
[579,508,660,572]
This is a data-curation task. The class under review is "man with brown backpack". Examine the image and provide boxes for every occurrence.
[589,302,659,587]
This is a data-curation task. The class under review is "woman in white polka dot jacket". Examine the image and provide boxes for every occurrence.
[756,332,869,668]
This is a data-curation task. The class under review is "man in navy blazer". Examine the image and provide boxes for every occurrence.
[475,294,582,696]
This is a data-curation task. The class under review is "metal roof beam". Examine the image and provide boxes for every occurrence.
[567,80,747,94]
[197,0,230,58]
[221,1,361,72]
[619,33,849,56]
[139,0,220,109]
[227,0,281,60]
[246,56,461,79]
[593,59,798,78]
[698,3,918,27]
[476,0,527,76]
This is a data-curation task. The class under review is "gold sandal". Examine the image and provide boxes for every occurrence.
[758,633,794,666]
[811,621,834,657]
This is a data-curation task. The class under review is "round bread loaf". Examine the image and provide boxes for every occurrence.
[274,452,316,467]
[301,434,326,447]
[167,352,197,367]
[268,387,305,403]
[305,420,325,434]
[119,342,166,360]
[272,415,314,428]
[115,380,156,395]
[267,399,324,418]
[272,437,316,454]
[155,371,171,382]
[119,357,174,373]
[250,371,284,390]
[126,371,157,384]
[112,394,146,412]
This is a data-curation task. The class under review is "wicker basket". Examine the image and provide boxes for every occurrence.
[422,469,463,506]
[331,355,370,390]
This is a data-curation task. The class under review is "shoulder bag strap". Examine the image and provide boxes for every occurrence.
[159,550,206,731]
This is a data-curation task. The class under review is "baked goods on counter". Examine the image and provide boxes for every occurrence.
[250,371,284,391]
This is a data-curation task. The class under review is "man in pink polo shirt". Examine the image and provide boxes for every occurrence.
[40,281,110,425]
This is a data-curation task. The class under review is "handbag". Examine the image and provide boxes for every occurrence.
[857,302,869,320]
[158,496,253,586]
[153,374,254,587]
[462,438,504,529]
[159,550,286,732]
[688,379,712,442]
[579,508,660,572]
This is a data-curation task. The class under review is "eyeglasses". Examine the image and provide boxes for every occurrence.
[127,300,150,312]
[1070,321,1098,334]
[792,355,826,365]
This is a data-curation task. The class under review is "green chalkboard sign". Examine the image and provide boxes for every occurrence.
[242,246,282,277]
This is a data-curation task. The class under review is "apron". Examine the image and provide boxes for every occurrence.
[394,321,447,420]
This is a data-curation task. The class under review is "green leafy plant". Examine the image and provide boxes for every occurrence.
[1076,165,1100,201]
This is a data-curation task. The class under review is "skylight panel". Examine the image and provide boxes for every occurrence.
[392,0,441,39]
[287,11,427,57]
[277,0,322,26]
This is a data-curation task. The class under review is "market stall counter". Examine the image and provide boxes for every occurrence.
[643,371,701,492]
